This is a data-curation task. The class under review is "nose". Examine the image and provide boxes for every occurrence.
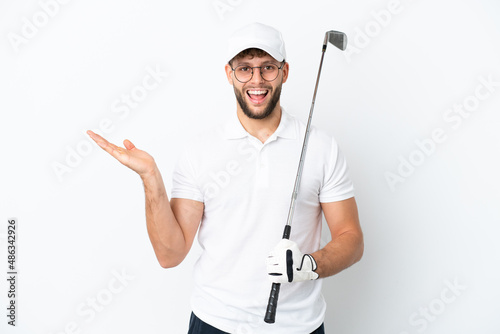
[248,67,265,84]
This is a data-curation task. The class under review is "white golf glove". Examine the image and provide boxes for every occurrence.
[266,239,319,283]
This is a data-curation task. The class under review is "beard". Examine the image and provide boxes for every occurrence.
[234,84,282,120]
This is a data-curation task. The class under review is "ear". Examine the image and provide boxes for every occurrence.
[225,63,234,85]
[281,62,289,84]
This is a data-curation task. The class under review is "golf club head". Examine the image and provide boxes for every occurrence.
[325,30,347,50]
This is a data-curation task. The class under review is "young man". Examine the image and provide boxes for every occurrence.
[88,23,363,334]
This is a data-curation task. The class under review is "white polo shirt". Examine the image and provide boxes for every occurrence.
[171,108,354,333]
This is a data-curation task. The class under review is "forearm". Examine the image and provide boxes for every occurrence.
[311,231,364,278]
[141,166,187,268]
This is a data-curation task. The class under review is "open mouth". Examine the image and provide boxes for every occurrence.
[246,89,269,104]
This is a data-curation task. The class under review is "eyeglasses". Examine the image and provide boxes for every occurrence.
[230,62,285,83]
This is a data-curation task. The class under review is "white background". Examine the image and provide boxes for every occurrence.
[1,0,499,333]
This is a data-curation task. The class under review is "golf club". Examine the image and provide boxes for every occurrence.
[264,30,347,324]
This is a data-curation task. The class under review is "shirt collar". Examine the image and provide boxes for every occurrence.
[222,107,297,140]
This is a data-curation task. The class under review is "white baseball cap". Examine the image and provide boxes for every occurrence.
[227,22,286,63]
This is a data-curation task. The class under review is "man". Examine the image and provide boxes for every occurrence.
[87,22,363,334]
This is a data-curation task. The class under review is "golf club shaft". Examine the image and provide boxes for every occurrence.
[286,47,327,229]
[264,43,328,325]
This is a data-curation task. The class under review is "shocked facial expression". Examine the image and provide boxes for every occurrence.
[226,54,289,120]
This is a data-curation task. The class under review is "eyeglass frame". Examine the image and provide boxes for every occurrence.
[229,61,286,83]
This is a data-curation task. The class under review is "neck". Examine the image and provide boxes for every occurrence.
[237,105,282,143]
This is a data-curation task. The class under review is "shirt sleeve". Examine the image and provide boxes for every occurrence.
[171,149,204,202]
[319,138,355,203]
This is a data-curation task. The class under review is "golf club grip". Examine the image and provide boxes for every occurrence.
[264,225,291,323]
[264,282,281,323]
[282,225,291,239]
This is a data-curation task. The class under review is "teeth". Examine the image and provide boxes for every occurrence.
[248,90,268,95]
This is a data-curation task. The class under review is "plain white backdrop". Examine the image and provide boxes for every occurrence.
[1,0,499,333]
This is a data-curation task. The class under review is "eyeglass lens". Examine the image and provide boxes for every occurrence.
[234,64,280,82]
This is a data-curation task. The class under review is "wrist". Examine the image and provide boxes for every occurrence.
[140,163,160,182]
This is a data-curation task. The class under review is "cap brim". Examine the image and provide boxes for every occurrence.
[228,44,285,63]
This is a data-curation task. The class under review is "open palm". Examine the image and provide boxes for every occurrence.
[87,130,156,177]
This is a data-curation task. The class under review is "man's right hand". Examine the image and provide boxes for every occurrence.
[87,130,156,178]
[87,130,204,269]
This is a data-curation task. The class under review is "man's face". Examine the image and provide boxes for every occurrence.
[225,53,289,120]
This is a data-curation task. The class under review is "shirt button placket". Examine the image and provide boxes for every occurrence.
[256,145,270,188]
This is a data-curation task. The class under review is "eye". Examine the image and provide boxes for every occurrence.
[237,66,251,72]
[263,65,278,72]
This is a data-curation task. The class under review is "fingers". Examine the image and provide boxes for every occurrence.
[266,255,280,266]
[123,139,135,150]
[87,130,109,149]
[87,130,127,159]
[266,258,285,284]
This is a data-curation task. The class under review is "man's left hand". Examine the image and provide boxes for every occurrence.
[266,239,319,283]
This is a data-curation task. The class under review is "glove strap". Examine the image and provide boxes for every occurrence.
[299,254,318,272]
